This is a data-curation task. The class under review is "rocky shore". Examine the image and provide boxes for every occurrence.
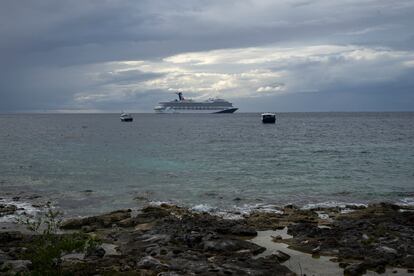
[1,202,414,275]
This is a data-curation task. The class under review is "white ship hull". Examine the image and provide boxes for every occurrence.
[155,92,238,114]
[154,107,238,114]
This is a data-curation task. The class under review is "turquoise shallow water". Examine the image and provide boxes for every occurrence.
[0,113,413,216]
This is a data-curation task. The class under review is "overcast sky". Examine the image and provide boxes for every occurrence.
[1,0,413,112]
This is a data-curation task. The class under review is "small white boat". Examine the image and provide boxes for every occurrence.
[262,113,276,124]
[120,112,133,122]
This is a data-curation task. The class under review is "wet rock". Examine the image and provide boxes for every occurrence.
[271,235,283,242]
[339,262,350,268]
[27,195,42,200]
[228,224,257,236]
[117,217,134,227]
[245,212,284,230]
[271,250,291,263]
[99,209,132,227]
[137,206,171,223]
[312,245,321,254]
[61,209,131,229]
[137,256,169,270]
[61,253,85,261]
[369,202,400,211]
[157,272,182,276]
[378,246,398,255]
[61,217,95,229]
[85,246,105,258]
[0,260,31,273]
[0,204,17,216]
[202,239,265,254]
[403,255,414,268]
[284,204,299,210]
[0,231,23,243]
[287,222,321,237]
[101,243,121,256]
[81,225,96,233]
[360,258,388,273]
[135,222,154,231]
[168,258,210,273]
[343,262,366,276]
[0,249,8,265]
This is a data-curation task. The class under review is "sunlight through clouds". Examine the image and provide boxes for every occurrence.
[72,44,414,107]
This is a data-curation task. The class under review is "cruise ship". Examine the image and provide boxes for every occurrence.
[154,92,238,114]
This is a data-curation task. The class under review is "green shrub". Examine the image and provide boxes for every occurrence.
[16,203,101,275]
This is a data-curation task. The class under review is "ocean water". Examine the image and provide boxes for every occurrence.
[0,113,413,217]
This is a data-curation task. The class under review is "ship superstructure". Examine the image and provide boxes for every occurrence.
[154,92,238,113]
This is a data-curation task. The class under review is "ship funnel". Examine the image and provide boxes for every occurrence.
[176,92,184,101]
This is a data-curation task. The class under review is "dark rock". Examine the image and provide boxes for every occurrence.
[403,255,414,268]
[344,262,366,276]
[157,272,182,276]
[224,224,257,236]
[85,246,105,258]
[272,235,283,242]
[360,258,388,273]
[339,262,350,268]
[0,249,8,266]
[0,204,17,216]
[27,195,42,200]
[81,225,97,233]
[117,217,135,227]
[0,231,23,243]
[369,202,400,211]
[61,209,131,229]
[202,239,265,255]
[312,245,321,254]
[137,256,169,270]
[0,260,31,273]
[271,250,291,263]
[284,204,299,210]
[60,216,96,229]
[168,258,210,273]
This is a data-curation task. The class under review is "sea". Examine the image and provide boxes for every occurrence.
[0,112,413,218]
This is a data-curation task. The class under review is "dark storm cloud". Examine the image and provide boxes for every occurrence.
[237,67,414,112]
[0,0,413,112]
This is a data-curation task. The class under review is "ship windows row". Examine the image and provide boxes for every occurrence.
[172,106,224,110]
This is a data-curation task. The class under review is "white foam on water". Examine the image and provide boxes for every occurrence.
[148,200,175,207]
[398,197,414,206]
[315,211,331,220]
[191,204,216,213]
[233,203,283,215]
[200,203,284,220]
[147,201,284,220]
[302,201,367,210]
[0,198,41,223]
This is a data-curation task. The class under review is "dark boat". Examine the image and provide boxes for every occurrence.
[120,113,133,122]
[262,113,276,124]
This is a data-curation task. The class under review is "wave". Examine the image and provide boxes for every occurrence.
[0,198,41,223]
[397,197,414,206]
